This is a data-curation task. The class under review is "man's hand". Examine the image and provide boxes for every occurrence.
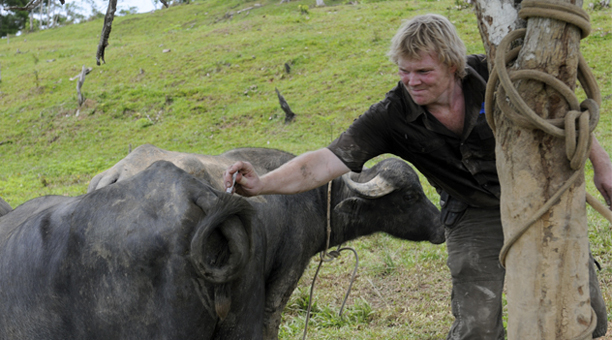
[223,148,350,197]
[224,161,263,197]
[594,163,612,208]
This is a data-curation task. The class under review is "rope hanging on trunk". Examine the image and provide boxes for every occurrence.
[484,1,602,338]
[485,0,604,267]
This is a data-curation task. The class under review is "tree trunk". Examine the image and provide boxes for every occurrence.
[53,0,58,28]
[473,1,593,339]
[47,0,50,28]
[473,0,524,70]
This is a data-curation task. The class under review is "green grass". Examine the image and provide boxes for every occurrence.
[0,0,611,338]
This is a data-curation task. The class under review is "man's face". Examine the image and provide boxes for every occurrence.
[397,51,457,107]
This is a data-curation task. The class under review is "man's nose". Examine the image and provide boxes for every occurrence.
[406,75,420,86]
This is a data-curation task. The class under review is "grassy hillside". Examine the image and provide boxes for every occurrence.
[1,0,611,338]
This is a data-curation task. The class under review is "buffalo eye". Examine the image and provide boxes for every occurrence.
[403,192,418,203]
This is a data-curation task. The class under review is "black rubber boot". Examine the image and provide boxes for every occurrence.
[590,256,608,338]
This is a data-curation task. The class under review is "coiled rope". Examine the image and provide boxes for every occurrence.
[484,1,605,338]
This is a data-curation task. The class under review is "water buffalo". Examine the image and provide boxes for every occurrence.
[0,161,260,339]
[86,144,444,339]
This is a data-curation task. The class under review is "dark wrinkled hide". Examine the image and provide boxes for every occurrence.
[0,161,262,340]
[85,144,444,340]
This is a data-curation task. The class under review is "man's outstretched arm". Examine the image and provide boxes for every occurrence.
[224,148,350,197]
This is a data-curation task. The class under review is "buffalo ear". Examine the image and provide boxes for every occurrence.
[334,197,364,215]
[190,194,254,283]
[194,191,224,214]
[214,284,231,321]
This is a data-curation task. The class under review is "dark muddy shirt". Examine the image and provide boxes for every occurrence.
[327,54,499,208]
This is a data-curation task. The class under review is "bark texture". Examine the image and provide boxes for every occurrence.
[473,0,524,70]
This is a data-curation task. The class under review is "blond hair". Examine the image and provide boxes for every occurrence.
[388,14,467,78]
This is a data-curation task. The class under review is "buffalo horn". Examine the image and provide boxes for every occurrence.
[342,173,395,198]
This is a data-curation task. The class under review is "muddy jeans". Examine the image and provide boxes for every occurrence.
[445,206,607,340]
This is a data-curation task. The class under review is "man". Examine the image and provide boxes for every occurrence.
[224,14,611,339]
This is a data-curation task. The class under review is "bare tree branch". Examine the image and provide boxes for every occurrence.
[96,0,117,66]
[77,65,87,107]
[275,88,296,124]
[70,67,91,81]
